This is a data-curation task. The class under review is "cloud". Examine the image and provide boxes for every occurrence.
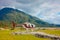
[15,0,36,4]
[0,0,60,24]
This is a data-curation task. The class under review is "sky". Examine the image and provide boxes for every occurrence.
[0,0,60,24]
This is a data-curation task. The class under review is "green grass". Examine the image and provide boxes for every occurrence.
[0,28,60,40]
[0,29,50,40]
[38,29,60,36]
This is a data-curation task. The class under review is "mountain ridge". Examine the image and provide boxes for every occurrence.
[0,7,60,27]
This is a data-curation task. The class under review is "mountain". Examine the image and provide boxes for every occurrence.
[0,7,59,27]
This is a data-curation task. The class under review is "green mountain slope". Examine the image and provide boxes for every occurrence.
[0,7,59,27]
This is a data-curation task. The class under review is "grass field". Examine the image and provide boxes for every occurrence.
[0,28,60,40]
[38,29,60,36]
[0,29,50,40]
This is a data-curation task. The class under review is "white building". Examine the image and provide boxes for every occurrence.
[22,22,35,31]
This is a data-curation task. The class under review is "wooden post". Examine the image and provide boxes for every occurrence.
[11,21,16,30]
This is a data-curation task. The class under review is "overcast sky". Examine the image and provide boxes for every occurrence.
[0,0,60,24]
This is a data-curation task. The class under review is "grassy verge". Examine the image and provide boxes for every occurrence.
[38,29,60,36]
[0,30,50,40]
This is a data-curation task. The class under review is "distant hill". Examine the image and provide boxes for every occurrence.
[0,7,60,27]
